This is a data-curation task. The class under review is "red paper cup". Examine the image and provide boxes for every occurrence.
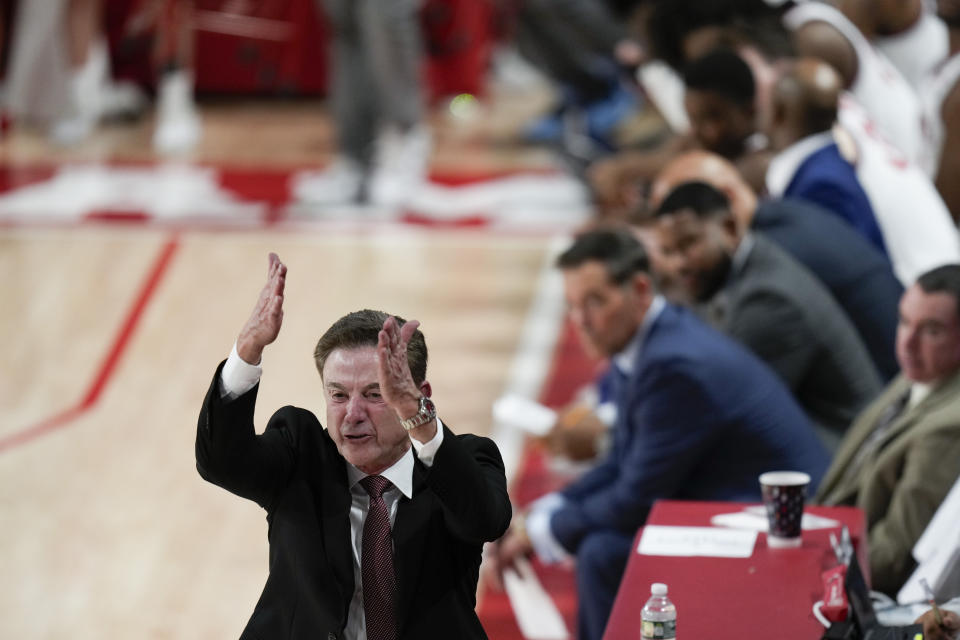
[759,471,810,548]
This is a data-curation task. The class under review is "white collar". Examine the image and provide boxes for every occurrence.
[612,295,666,376]
[908,383,933,410]
[730,232,756,279]
[345,446,415,499]
[766,131,836,197]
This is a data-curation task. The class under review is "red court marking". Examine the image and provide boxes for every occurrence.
[0,234,181,453]
[400,212,490,228]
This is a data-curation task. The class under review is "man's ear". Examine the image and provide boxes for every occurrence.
[770,96,788,129]
[630,271,653,299]
[418,380,433,398]
[720,211,741,249]
[722,211,739,237]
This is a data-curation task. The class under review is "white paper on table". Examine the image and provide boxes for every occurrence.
[638,525,757,558]
[709,506,841,532]
[492,394,558,437]
[502,556,571,640]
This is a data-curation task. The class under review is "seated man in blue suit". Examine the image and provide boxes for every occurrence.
[488,228,830,640]
[765,58,887,255]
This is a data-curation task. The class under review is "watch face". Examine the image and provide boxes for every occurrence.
[422,397,436,415]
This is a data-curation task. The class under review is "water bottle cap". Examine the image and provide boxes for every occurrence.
[651,582,667,596]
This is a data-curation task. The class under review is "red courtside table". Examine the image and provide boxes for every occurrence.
[603,500,867,640]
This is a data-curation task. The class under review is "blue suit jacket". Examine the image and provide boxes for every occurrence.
[784,143,888,256]
[754,197,902,380]
[550,304,830,552]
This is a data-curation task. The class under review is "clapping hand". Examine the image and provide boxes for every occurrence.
[237,253,286,365]
[377,315,436,442]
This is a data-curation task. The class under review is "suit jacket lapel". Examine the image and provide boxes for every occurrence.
[393,459,431,633]
[817,376,910,501]
[875,369,960,454]
[316,449,354,615]
[819,370,960,503]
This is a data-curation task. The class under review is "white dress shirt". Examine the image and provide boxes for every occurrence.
[218,343,444,640]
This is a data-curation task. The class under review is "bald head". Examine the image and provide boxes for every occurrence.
[651,150,758,230]
[768,58,842,149]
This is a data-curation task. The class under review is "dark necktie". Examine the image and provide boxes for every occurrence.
[360,475,397,640]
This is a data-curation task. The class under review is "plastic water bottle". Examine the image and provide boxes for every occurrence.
[641,582,676,639]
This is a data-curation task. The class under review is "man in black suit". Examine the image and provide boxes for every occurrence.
[195,253,511,640]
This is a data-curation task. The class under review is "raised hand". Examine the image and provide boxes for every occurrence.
[377,315,435,440]
[237,253,286,365]
[377,315,422,409]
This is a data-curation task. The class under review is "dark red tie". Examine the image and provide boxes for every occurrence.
[360,475,397,640]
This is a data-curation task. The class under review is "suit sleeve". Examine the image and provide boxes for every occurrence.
[560,456,621,503]
[868,429,960,595]
[195,360,297,509]
[798,181,886,252]
[727,290,814,391]
[420,425,512,544]
[550,364,719,551]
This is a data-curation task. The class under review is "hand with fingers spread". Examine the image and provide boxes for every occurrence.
[377,315,436,443]
[237,252,287,365]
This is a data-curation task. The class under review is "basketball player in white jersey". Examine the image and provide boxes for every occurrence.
[738,46,958,284]
[785,1,926,167]
[834,93,960,284]
[840,0,949,92]
[919,0,960,222]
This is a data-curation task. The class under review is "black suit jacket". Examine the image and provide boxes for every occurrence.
[195,363,511,640]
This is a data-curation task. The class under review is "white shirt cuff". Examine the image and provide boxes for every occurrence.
[218,342,263,401]
[410,418,445,467]
[526,492,571,564]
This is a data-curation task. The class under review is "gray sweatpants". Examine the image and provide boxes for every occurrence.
[319,0,425,167]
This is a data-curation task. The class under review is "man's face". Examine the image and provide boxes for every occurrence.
[654,209,735,302]
[562,261,647,359]
[684,89,755,159]
[896,285,960,384]
[323,346,411,474]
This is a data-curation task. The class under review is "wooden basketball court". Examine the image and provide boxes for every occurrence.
[0,78,590,637]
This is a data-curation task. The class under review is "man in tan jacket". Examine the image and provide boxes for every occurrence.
[817,264,960,595]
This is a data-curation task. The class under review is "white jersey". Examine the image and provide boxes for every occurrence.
[837,94,960,285]
[918,52,960,176]
[874,10,949,92]
[784,2,925,167]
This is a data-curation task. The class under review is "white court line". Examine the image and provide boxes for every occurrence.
[491,234,569,482]
[488,234,572,640]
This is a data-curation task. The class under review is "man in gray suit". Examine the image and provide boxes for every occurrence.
[653,180,882,449]
[817,265,960,596]
[648,150,903,381]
